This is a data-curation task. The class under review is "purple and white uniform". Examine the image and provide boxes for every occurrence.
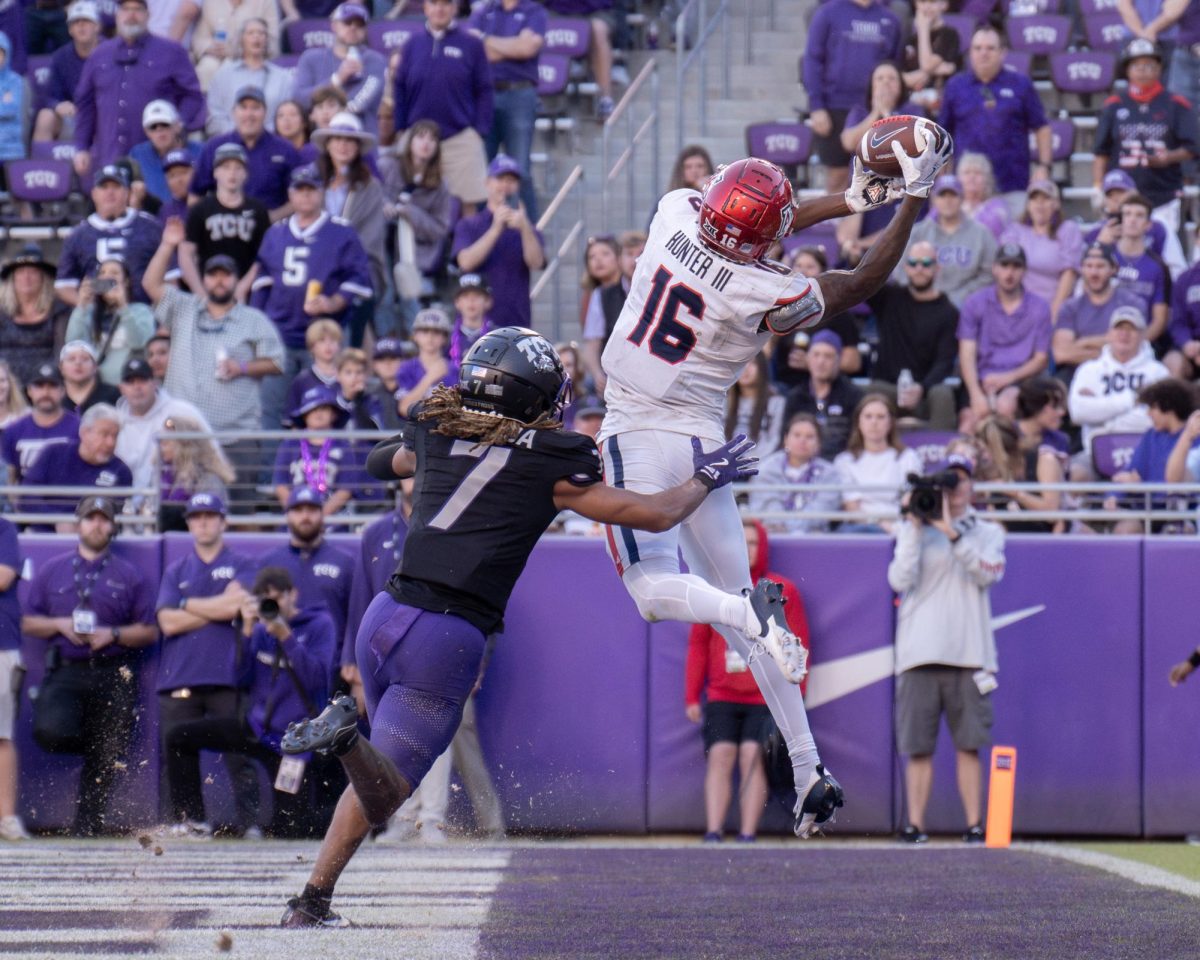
[0,411,80,481]
[56,209,166,304]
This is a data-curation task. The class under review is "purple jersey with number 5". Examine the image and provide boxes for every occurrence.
[599,189,825,445]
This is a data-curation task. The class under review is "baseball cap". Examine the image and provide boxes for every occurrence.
[290,164,322,189]
[28,362,63,386]
[455,273,491,298]
[1122,37,1162,68]
[1026,178,1059,200]
[487,154,523,180]
[933,173,962,196]
[118,0,147,8]
[213,142,248,168]
[809,329,843,353]
[94,164,130,188]
[184,492,227,517]
[76,494,117,520]
[292,385,340,419]
[1109,304,1147,330]
[939,453,974,477]
[1081,242,1116,266]
[234,84,266,105]
[60,339,98,363]
[413,307,452,333]
[203,254,239,276]
[995,242,1027,266]
[373,338,405,359]
[331,1,368,20]
[1102,169,1136,194]
[142,99,179,128]
[163,149,193,171]
[120,357,153,381]
[67,0,100,23]
[287,485,326,510]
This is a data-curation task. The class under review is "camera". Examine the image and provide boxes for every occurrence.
[903,470,959,522]
[504,193,521,211]
[257,596,281,621]
[94,278,117,296]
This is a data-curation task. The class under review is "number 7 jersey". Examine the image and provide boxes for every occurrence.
[599,188,826,444]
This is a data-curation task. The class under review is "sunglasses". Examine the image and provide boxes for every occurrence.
[147,123,171,132]
[906,257,935,268]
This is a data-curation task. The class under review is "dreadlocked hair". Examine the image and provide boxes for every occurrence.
[418,385,560,446]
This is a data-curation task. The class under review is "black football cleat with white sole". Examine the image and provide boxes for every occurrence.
[793,763,845,838]
[280,695,359,757]
[280,896,351,929]
[745,578,808,684]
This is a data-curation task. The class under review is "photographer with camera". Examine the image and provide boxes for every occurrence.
[64,256,155,386]
[887,453,1005,843]
[163,566,335,837]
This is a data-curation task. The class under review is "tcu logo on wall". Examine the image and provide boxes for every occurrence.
[304,29,333,47]
[381,28,412,48]
[1067,62,1102,81]
[1023,25,1059,44]
[765,133,800,154]
[24,169,60,190]
[545,27,579,47]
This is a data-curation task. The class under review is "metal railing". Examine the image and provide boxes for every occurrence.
[600,59,661,234]
[531,164,586,343]
[675,0,732,158]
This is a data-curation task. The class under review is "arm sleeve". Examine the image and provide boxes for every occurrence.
[952,520,1006,588]
[55,231,85,287]
[172,47,207,132]
[1068,364,1135,424]
[336,232,374,300]
[391,56,409,131]
[886,521,922,593]
[155,562,182,612]
[189,145,215,198]
[472,46,494,136]
[366,427,412,480]
[288,618,336,692]
[1170,277,1194,347]
[1129,431,1151,478]
[684,624,710,706]
[72,57,96,151]
[127,567,159,625]
[800,8,830,111]
[345,54,385,118]
[289,50,322,108]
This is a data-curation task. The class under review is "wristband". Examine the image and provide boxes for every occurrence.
[692,470,716,492]
[1189,650,1200,669]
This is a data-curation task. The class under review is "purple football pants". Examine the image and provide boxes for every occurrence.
[355,592,487,791]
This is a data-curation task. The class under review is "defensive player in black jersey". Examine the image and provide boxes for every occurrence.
[278,327,759,928]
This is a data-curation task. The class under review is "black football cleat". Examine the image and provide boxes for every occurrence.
[280,695,359,757]
[745,578,808,684]
[280,896,351,929]
[793,763,845,838]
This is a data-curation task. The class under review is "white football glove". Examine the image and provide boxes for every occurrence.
[843,156,904,214]
[893,120,954,199]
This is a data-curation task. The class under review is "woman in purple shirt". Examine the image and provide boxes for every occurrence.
[1000,179,1083,322]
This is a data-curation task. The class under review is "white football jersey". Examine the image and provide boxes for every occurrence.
[598,189,825,444]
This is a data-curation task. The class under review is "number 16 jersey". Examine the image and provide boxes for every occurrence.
[599,188,826,445]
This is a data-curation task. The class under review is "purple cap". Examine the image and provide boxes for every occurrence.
[184,492,227,517]
[287,485,326,510]
[1102,169,1136,194]
[292,384,340,419]
[940,453,974,476]
[331,1,368,20]
[809,329,843,353]
[163,149,193,171]
[373,338,405,359]
[487,154,523,180]
[933,174,962,196]
[290,164,322,189]
[95,164,130,188]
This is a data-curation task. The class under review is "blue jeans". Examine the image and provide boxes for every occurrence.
[486,84,540,221]
[1170,46,1200,115]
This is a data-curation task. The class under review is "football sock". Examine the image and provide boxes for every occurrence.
[622,562,756,631]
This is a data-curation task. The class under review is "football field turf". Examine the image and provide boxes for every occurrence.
[1,838,1197,959]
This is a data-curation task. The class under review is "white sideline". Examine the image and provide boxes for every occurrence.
[1025,842,1200,899]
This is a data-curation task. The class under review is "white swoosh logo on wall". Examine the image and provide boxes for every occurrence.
[804,605,1046,709]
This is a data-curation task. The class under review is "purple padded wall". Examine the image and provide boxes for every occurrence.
[1143,540,1200,836]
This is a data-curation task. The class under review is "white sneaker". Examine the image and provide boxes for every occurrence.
[168,820,213,841]
[793,764,845,838]
[0,815,30,840]
[242,826,264,841]
[745,579,808,684]
[375,816,419,844]
[419,821,448,844]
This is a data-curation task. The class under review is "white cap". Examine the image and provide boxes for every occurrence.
[67,0,100,22]
[142,99,179,129]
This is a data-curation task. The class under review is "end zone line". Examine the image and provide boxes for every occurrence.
[1022,842,1200,899]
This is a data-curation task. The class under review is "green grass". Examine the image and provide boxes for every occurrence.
[1077,842,1200,882]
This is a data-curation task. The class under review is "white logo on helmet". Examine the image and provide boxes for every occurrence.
[515,335,557,373]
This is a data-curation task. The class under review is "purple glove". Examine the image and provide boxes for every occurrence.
[691,434,759,490]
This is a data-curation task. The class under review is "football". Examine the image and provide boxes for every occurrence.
[858,115,931,178]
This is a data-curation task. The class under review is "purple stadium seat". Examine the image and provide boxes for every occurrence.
[1004,50,1033,75]
[745,122,812,168]
[1050,50,1116,96]
[537,53,571,96]
[367,18,421,54]
[26,54,52,103]
[543,18,591,59]
[30,140,77,163]
[942,14,977,53]
[271,53,300,70]
[781,222,838,270]
[5,159,71,202]
[899,430,958,474]
[1083,13,1129,52]
[1028,117,1075,162]
[1006,14,1071,56]
[1092,432,1143,479]
[1005,0,1063,15]
[960,0,998,18]
[286,18,334,53]
[1078,0,1121,14]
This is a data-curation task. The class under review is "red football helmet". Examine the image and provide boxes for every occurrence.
[698,158,795,263]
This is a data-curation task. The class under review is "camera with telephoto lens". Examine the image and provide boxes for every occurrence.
[903,470,959,522]
[257,596,281,621]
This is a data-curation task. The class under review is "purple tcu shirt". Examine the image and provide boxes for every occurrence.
[393,22,493,139]
[189,131,302,212]
[0,410,80,480]
[73,33,205,169]
[939,67,1048,193]
[250,213,374,348]
[1114,248,1167,317]
[1056,287,1144,341]
[26,547,155,661]
[451,210,543,329]
[43,41,88,112]
[21,441,133,522]
[396,356,457,395]
[341,508,407,665]
[957,284,1053,380]
[802,0,902,112]
[244,606,334,750]
[0,517,20,652]
[1170,261,1200,348]
[154,545,253,691]
[55,209,165,304]
[468,0,548,86]
[271,437,364,500]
